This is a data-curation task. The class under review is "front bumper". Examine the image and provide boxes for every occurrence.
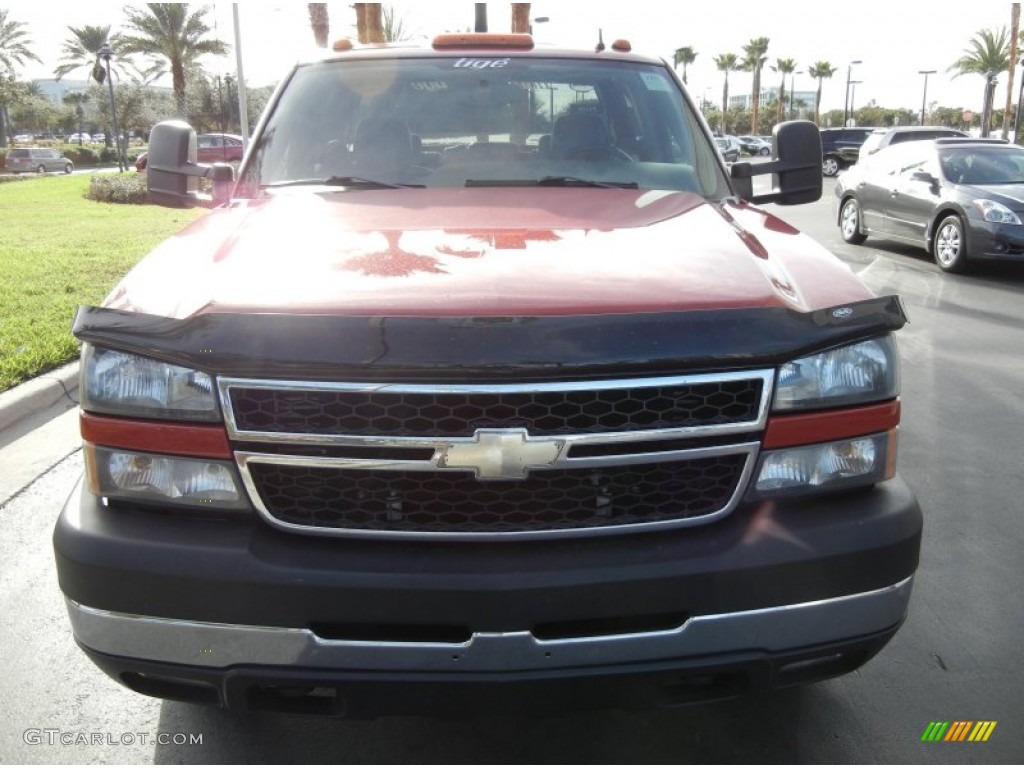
[966,219,1024,261]
[55,475,921,715]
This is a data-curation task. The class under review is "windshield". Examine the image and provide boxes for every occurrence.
[239,55,729,197]
[939,146,1024,185]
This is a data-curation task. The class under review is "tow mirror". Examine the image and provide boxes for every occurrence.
[730,120,823,205]
[146,120,235,208]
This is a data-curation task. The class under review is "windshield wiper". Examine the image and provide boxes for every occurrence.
[536,176,638,189]
[263,176,425,189]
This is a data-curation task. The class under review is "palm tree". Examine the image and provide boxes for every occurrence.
[949,27,1010,136]
[0,9,41,146]
[741,37,770,134]
[808,61,837,125]
[0,9,39,73]
[119,4,229,117]
[53,25,126,81]
[714,53,739,134]
[308,4,329,48]
[772,58,797,126]
[62,91,90,144]
[673,46,697,85]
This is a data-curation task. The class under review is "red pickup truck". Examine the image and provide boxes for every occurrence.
[55,34,921,718]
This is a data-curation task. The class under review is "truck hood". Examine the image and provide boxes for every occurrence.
[105,188,874,319]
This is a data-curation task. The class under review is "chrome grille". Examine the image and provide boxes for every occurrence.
[220,372,772,539]
[226,377,765,437]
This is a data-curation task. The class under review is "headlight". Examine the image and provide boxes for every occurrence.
[973,199,1022,225]
[748,431,896,500]
[86,445,249,510]
[81,344,219,421]
[773,336,899,412]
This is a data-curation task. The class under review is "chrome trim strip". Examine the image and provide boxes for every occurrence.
[66,576,913,672]
[235,443,759,540]
[217,371,775,446]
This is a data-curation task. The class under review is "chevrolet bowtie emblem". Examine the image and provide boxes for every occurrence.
[440,429,564,480]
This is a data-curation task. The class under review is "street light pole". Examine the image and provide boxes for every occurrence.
[918,69,936,126]
[849,80,862,124]
[96,43,125,172]
[843,59,862,126]
[790,70,803,120]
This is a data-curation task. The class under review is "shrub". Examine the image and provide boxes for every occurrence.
[64,146,102,166]
[86,174,149,204]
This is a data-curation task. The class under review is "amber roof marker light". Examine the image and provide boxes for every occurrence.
[432,33,535,50]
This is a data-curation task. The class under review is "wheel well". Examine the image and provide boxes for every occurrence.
[837,193,856,227]
[926,208,964,255]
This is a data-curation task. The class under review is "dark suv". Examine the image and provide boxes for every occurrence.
[820,127,875,177]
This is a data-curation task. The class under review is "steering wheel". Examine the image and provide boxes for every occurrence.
[566,145,635,163]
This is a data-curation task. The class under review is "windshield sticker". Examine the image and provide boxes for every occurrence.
[453,58,510,69]
[411,80,449,92]
[640,72,671,91]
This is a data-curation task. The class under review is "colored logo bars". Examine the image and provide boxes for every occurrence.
[921,721,997,742]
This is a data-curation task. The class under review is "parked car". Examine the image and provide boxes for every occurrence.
[56,34,920,719]
[858,125,967,162]
[92,133,106,143]
[737,135,770,156]
[4,147,74,174]
[135,132,245,171]
[714,135,741,163]
[820,127,876,177]
[835,137,1024,273]
[67,132,92,144]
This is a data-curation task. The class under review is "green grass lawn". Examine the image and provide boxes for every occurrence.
[0,174,206,392]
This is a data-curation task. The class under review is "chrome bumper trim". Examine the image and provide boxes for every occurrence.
[67,576,913,672]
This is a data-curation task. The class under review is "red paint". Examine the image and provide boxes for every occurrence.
[101,188,875,320]
[80,412,232,459]
[763,401,901,449]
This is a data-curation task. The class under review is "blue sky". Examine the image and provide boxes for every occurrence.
[6,1,1019,113]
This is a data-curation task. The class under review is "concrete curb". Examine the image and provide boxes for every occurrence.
[0,362,80,434]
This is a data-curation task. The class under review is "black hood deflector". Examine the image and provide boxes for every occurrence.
[73,296,907,382]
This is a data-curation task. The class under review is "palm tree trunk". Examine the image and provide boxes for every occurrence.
[366,4,383,42]
[511,4,531,33]
[308,3,329,48]
[815,80,823,125]
[172,60,186,117]
[355,3,366,42]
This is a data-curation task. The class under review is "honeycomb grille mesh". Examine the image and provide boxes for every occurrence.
[249,456,747,534]
[230,379,763,437]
